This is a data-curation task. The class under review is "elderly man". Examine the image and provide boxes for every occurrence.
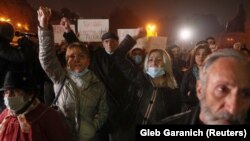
[0,71,71,141]
[161,49,250,124]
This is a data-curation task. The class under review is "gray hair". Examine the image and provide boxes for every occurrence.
[200,48,249,87]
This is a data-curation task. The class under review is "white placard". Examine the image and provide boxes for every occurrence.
[147,36,167,51]
[78,19,109,42]
[117,29,136,43]
[52,25,75,43]
[117,29,147,49]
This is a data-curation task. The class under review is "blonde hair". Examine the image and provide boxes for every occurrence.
[143,49,178,89]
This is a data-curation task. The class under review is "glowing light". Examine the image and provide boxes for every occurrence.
[0,17,11,22]
[179,28,192,40]
[0,17,6,21]
[146,24,157,37]
[23,24,29,31]
[17,23,22,28]
[226,37,234,42]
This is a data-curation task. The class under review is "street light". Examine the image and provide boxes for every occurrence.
[179,27,192,41]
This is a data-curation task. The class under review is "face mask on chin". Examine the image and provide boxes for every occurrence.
[4,95,25,112]
[146,67,165,78]
[68,68,89,77]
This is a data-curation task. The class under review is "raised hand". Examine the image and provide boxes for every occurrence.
[37,6,51,28]
[133,27,146,40]
[60,17,72,33]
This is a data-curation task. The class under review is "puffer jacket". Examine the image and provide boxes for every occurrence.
[38,27,108,141]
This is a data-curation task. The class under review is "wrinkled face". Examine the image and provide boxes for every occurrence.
[102,39,119,54]
[66,47,89,73]
[195,48,210,67]
[147,51,164,68]
[197,58,250,124]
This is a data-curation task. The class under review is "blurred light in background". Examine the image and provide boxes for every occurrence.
[146,24,157,37]
[17,23,22,28]
[179,27,192,41]
[1,16,29,31]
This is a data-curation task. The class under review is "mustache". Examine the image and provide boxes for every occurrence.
[201,103,246,124]
[215,112,243,124]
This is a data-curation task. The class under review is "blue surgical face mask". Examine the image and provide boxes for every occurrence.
[146,67,165,78]
[68,68,89,77]
[132,55,143,65]
[4,95,25,112]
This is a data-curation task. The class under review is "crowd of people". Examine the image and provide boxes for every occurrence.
[0,6,249,141]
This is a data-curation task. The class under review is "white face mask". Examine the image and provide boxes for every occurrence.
[4,95,25,112]
[146,67,165,78]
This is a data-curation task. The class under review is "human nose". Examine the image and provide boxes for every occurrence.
[72,55,79,62]
[225,93,240,115]
[105,40,110,46]
[150,60,158,67]
[201,53,207,59]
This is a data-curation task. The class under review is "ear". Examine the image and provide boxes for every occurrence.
[196,80,203,100]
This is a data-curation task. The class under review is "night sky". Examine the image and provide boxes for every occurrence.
[27,0,250,24]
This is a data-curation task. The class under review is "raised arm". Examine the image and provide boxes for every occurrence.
[60,17,79,43]
[38,6,65,84]
[114,28,146,84]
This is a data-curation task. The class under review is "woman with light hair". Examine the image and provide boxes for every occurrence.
[143,49,178,89]
[113,29,181,140]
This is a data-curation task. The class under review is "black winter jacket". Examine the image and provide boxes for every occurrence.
[114,35,182,124]
[180,68,199,111]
